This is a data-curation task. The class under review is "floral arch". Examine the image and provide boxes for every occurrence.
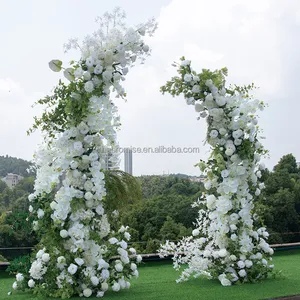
[12,9,156,298]
[159,57,274,286]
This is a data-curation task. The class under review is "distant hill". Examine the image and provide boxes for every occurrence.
[0,155,33,177]
[137,174,204,199]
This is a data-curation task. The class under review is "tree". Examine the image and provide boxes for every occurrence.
[259,154,300,243]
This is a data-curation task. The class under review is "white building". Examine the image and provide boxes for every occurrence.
[103,149,119,171]
[2,173,24,188]
[124,148,133,175]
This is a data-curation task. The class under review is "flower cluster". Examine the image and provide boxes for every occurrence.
[13,9,155,298]
[159,57,274,286]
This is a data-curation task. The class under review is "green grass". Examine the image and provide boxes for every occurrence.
[1,250,300,300]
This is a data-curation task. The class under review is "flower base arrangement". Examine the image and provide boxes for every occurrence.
[11,8,156,298]
[159,57,274,286]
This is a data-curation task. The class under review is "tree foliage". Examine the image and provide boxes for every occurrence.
[258,154,300,243]
[0,155,34,177]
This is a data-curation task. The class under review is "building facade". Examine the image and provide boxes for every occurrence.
[124,148,133,175]
[2,173,24,188]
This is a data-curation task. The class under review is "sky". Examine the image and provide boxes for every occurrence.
[1,0,300,176]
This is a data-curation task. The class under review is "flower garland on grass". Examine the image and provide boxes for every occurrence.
[159,57,274,286]
[12,8,156,298]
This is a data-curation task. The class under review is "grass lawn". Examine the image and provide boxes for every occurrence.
[0,250,299,300]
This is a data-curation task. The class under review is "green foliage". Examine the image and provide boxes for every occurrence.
[0,254,7,262]
[27,59,122,138]
[138,175,203,199]
[1,251,300,300]
[160,56,227,100]
[104,170,142,213]
[258,153,300,243]
[121,175,203,253]
[6,255,31,275]
[0,155,33,178]
[0,209,36,248]
[159,216,190,241]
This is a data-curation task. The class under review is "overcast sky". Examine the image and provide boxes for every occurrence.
[1,0,300,176]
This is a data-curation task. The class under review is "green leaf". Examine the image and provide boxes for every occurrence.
[48,60,62,72]
[63,68,75,81]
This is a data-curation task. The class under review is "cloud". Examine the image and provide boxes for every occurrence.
[0,78,42,161]
[1,0,300,175]
[118,0,300,175]
[0,78,20,92]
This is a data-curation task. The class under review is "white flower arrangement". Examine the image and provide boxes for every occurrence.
[13,8,156,298]
[159,57,274,286]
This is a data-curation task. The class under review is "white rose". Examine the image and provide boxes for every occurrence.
[84,81,94,93]
[74,67,83,78]
[209,130,219,139]
[94,64,103,74]
[37,209,44,219]
[75,258,84,266]
[230,255,237,261]
[215,96,226,106]
[130,263,137,271]
[218,274,231,286]
[181,60,191,66]
[184,74,192,82]
[245,260,253,268]
[102,70,113,82]
[84,192,93,201]
[109,237,118,244]
[101,269,110,280]
[115,263,123,272]
[70,160,78,169]
[231,234,238,241]
[101,282,108,291]
[192,229,200,236]
[129,248,136,255]
[124,232,131,241]
[83,71,91,81]
[73,141,83,151]
[219,128,227,135]
[118,225,126,233]
[136,255,142,263]
[16,273,24,282]
[41,253,50,263]
[238,269,247,277]
[83,288,93,297]
[218,249,227,258]
[237,260,245,269]
[143,44,150,52]
[192,85,200,93]
[206,194,216,209]
[36,249,44,258]
[28,279,35,288]
[57,256,66,264]
[91,276,99,286]
[119,240,127,249]
[68,263,78,275]
[60,230,69,238]
[96,291,104,298]
[12,281,18,290]
[112,282,120,292]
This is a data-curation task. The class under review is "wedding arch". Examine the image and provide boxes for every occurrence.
[159,57,274,286]
[12,8,156,298]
